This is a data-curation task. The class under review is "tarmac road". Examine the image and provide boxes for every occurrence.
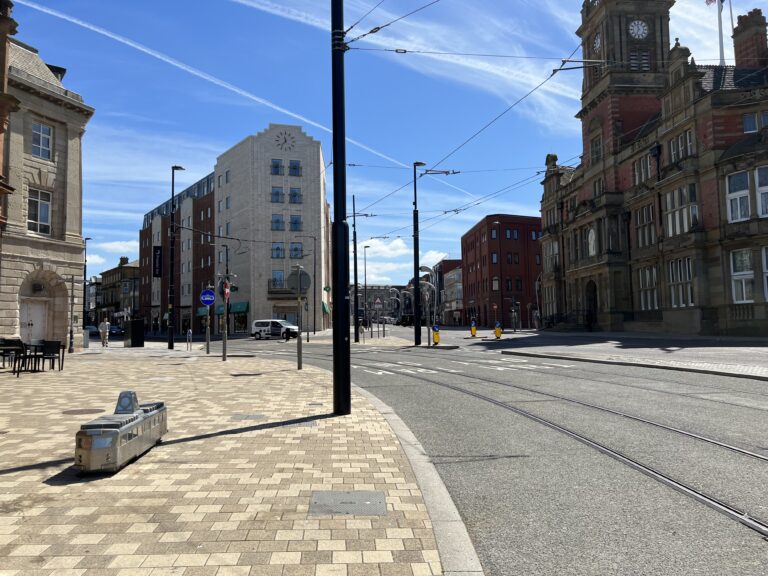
[227,330,768,575]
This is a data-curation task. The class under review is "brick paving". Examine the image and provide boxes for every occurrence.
[0,344,442,576]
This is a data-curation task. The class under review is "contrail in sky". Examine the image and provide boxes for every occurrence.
[16,0,476,199]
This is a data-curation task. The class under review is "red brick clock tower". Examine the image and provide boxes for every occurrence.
[577,0,675,187]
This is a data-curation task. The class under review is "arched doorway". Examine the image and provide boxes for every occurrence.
[585,280,598,331]
[18,268,69,342]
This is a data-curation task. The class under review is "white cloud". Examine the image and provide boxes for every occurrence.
[231,0,584,132]
[356,237,411,258]
[421,250,449,268]
[87,254,106,265]
[94,240,139,253]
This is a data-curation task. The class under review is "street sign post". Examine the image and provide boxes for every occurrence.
[289,268,311,368]
[200,289,215,355]
[200,290,215,307]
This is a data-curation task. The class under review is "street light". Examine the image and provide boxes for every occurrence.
[82,237,91,329]
[297,234,317,335]
[168,164,185,350]
[493,220,502,327]
[363,245,370,331]
[412,161,426,346]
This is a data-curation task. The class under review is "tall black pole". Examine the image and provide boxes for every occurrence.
[352,195,359,343]
[313,235,317,334]
[82,237,90,328]
[413,162,423,346]
[223,244,229,362]
[168,167,176,350]
[363,246,367,333]
[331,0,351,415]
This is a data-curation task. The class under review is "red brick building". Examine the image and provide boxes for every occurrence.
[461,215,542,328]
[541,1,768,335]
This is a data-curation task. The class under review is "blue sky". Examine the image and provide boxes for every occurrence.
[15,0,759,283]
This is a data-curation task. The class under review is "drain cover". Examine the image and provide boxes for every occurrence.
[62,409,104,415]
[309,491,386,516]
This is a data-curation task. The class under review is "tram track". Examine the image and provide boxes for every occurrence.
[298,348,768,462]
[293,349,768,538]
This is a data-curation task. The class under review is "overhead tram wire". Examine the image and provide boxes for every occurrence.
[427,44,581,172]
[350,47,569,61]
[345,0,388,34]
[347,0,443,44]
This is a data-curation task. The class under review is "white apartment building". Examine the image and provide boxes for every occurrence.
[214,124,330,332]
[139,124,330,336]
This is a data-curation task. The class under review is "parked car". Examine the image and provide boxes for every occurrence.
[251,319,299,340]
[84,325,99,339]
[109,325,125,336]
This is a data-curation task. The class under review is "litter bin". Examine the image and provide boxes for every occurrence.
[124,319,145,348]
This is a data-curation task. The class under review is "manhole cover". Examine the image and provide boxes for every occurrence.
[231,414,266,421]
[62,409,104,415]
[309,491,386,516]
[307,402,323,406]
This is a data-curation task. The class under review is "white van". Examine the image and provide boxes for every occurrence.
[251,319,299,340]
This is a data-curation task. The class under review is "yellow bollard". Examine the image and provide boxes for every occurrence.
[495,326,502,339]
[470,325,476,337]
[433,329,440,345]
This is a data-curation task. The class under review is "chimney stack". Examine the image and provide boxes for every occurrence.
[733,8,768,68]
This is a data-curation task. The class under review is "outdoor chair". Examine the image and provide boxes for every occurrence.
[41,340,62,371]
[1,338,23,370]
[13,343,39,376]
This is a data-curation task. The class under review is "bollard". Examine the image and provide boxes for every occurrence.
[432,324,440,345]
[470,319,477,338]
[495,320,502,339]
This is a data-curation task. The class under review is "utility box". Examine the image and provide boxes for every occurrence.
[124,319,145,348]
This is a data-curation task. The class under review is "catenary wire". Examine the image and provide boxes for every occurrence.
[347,0,443,44]
[345,0,389,34]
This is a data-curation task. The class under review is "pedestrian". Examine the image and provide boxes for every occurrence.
[186,328,192,351]
[98,318,110,347]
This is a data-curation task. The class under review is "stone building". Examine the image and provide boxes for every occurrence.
[97,257,138,328]
[461,215,542,328]
[0,7,93,343]
[541,1,768,335]
[139,124,331,336]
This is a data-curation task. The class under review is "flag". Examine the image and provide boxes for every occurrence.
[706,0,723,10]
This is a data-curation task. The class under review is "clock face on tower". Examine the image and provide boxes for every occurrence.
[275,130,296,151]
[593,32,601,53]
[628,19,649,40]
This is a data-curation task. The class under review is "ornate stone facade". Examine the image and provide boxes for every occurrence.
[541,1,768,335]
[0,16,94,343]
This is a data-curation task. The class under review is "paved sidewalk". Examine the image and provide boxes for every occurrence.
[494,331,768,380]
[0,344,460,576]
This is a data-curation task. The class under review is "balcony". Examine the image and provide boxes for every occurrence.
[271,222,285,231]
[289,193,303,204]
[267,279,294,299]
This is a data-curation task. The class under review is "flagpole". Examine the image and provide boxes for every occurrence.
[728,0,735,34]
[718,0,726,66]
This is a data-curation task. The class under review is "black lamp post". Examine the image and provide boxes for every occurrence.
[412,161,425,345]
[168,164,184,350]
[363,245,370,330]
[83,237,91,328]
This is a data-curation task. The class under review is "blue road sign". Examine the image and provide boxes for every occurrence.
[200,289,216,306]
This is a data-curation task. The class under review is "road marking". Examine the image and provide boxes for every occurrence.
[542,362,576,368]
[363,369,395,376]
